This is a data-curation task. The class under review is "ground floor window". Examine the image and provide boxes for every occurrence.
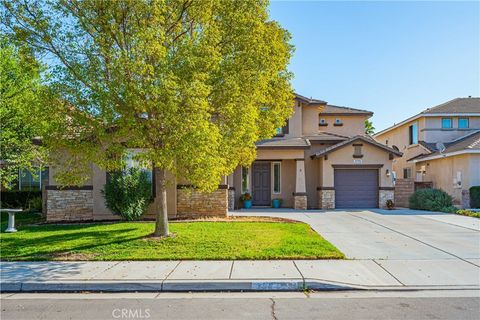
[18,167,49,191]
[241,167,250,193]
[272,162,281,194]
[403,167,412,179]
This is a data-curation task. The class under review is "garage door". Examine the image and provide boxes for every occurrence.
[334,169,378,208]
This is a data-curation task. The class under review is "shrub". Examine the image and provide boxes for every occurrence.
[470,186,480,208]
[0,191,42,211]
[439,206,457,214]
[456,209,480,218]
[102,168,153,221]
[409,188,453,212]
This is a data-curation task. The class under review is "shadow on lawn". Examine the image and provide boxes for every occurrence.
[1,226,146,261]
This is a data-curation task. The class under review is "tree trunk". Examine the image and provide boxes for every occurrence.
[153,167,169,237]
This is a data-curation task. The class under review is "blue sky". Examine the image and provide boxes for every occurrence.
[269,1,480,132]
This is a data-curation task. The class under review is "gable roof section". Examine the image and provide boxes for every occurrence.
[304,131,349,143]
[422,97,480,114]
[311,135,403,159]
[410,130,480,162]
[295,93,327,105]
[321,104,373,116]
[374,97,480,137]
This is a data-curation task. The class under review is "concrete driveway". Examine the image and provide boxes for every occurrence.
[231,209,480,286]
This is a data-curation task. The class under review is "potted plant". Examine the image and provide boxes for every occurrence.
[386,199,394,210]
[272,198,282,209]
[240,193,253,209]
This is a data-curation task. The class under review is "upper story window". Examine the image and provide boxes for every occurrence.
[334,118,343,126]
[275,120,289,137]
[409,123,418,145]
[458,118,469,129]
[319,118,327,126]
[441,118,452,129]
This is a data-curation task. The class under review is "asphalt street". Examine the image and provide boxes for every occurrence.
[1,291,479,320]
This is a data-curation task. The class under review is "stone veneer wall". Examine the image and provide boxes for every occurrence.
[462,190,471,209]
[176,187,228,217]
[379,189,395,209]
[293,195,307,210]
[318,189,335,209]
[46,187,94,222]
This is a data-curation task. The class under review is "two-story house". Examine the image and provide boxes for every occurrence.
[44,94,401,222]
[374,97,480,207]
[228,94,401,210]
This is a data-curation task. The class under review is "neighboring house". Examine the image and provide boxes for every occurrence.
[374,97,480,207]
[44,94,401,221]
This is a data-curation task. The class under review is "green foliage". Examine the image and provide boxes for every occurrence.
[0,221,345,260]
[439,206,457,214]
[455,209,480,218]
[0,37,48,189]
[240,193,252,201]
[3,1,294,190]
[0,191,42,211]
[470,186,480,208]
[409,188,453,212]
[102,168,153,221]
[365,119,375,135]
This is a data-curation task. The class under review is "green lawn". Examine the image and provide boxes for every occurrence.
[0,218,344,261]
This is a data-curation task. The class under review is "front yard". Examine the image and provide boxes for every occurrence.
[0,214,344,261]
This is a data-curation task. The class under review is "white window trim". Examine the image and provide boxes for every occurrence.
[241,167,250,193]
[272,162,281,194]
[335,118,342,124]
[320,118,326,124]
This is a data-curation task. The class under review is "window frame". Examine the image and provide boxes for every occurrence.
[409,123,418,145]
[272,162,281,194]
[403,167,412,179]
[241,166,250,194]
[458,118,469,129]
[441,117,452,129]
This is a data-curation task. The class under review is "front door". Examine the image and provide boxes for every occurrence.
[252,162,271,206]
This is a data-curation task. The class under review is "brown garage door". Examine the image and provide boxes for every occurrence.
[334,169,378,209]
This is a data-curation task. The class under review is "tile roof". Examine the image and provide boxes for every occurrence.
[321,105,373,116]
[303,131,350,142]
[410,131,480,161]
[294,93,327,105]
[421,97,480,114]
[256,137,311,149]
[311,135,403,158]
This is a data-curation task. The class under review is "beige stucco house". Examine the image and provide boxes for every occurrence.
[44,94,401,221]
[374,97,480,207]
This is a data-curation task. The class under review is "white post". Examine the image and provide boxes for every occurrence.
[295,160,306,193]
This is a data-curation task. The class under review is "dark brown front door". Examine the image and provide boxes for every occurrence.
[252,162,271,206]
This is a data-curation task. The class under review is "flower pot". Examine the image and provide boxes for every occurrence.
[272,199,281,208]
[243,200,252,209]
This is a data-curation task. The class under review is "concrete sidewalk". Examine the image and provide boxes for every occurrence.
[2,259,479,292]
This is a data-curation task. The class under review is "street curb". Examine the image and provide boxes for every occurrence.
[0,279,359,293]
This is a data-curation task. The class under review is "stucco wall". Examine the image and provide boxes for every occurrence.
[320,142,395,188]
[424,116,480,142]
[256,149,305,160]
[304,143,332,208]
[284,100,303,138]
[415,154,480,205]
[318,115,368,137]
[302,106,322,135]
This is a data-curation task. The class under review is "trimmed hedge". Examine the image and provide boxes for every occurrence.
[0,191,42,211]
[470,186,480,208]
[409,188,453,212]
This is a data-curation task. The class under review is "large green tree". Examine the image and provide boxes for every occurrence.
[3,0,294,236]
[0,37,48,189]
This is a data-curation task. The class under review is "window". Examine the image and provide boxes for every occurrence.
[385,139,389,145]
[409,123,418,145]
[275,120,289,136]
[403,168,412,179]
[18,167,49,191]
[442,118,452,129]
[272,162,281,194]
[334,118,343,126]
[353,144,363,158]
[124,150,153,184]
[319,118,327,126]
[458,118,469,129]
[241,167,249,193]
